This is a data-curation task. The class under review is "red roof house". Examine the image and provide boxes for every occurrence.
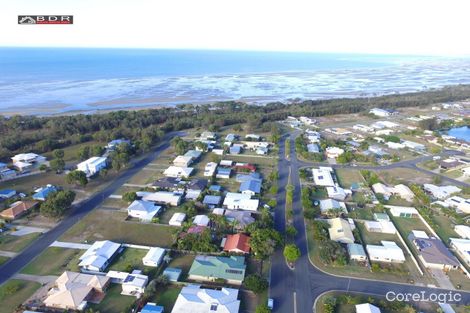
[0,200,38,220]
[234,163,256,173]
[223,233,251,254]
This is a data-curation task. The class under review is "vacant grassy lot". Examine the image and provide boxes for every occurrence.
[376,168,433,185]
[21,247,81,275]
[88,283,136,313]
[391,216,429,236]
[108,248,148,272]
[0,233,40,252]
[43,140,104,163]
[60,209,175,247]
[335,169,364,188]
[0,172,66,195]
[431,213,459,242]
[149,285,182,312]
[0,279,41,313]
[447,269,470,291]
[167,253,195,279]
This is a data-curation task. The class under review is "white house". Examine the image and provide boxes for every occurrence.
[223,192,259,211]
[109,270,149,297]
[204,162,218,177]
[327,218,355,244]
[127,200,162,222]
[171,284,240,313]
[142,247,166,267]
[326,186,349,201]
[366,241,405,263]
[245,134,261,140]
[371,121,399,129]
[364,220,397,234]
[369,108,392,117]
[76,157,107,177]
[463,167,470,177]
[169,212,187,226]
[173,155,193,167]
[325,147,344,159]
[386,205,419,218]
[402,140,426,151]
[79,240,121,272]
[444,196,470,214]
[311,167,335,186]
[193,215,210,227]
[454,225,470,239]
[450,238,470,266]
[163,166,194,178]
[347,243,367,262]
[386,142,405,149]
[11,153,47,170]
[423,184,461,200]
[356,303,381,313]
[138,191,182,206]
[372,183,414,202]
[319,199,347,214]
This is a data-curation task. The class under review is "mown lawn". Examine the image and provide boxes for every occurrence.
[60,209,176,247]
[0,256,9,266]
[335,168,364,188]
[0,279,41,313]
[88,284,136,313]
[21,247,81,275]
[108,248,148,272]
[0,233,40,252]
[149,286,182,312]
[166,253,195,279]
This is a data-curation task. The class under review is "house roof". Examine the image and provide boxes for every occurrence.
[224,210,255,227]
[203,195,222,205]
[33,185,57,200]
[234,163,256,172]
[223,233,250,253]
[355,303,381,313]
[189,255,246,282]
[0,200,38,219]
[320,199,347,213]
[143,247,166,265]
[0,189,15,197]
[79,240,121,270]
[162,267,182,281]
[409,235,459,267]
[152,177,181,189]
[140,303,164,313]
[235,172,261,182]
[187,178,208,191]
[347,243,366,257]
[187,225,207,234]
[193,215,210,226]
[169,212,186,224]
[327,218,355,243]
[209,185,222,192]
[239,179,261,194]
[171,284,240,313]
[127,200,161,215]
[312,168,335,186]
[217,168,232,175]
[184,150,202,159]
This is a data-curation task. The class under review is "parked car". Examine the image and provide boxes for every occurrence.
[267,298,274,310]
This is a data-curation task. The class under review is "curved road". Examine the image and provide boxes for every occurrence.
[0,131,184,284]
[269,132,470,313]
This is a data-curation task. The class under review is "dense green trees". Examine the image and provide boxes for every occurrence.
[283,244,301,263]
[244,274,269,294]
[40,190,76,218]
[122,191,138,203]
[66,170,88,186]
[250,228,282,261]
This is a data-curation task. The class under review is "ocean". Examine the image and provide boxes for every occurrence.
[1,48,470,115]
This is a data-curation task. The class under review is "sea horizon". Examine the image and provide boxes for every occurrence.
[1,48,470,116]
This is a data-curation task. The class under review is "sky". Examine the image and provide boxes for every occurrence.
[1,0,470,56]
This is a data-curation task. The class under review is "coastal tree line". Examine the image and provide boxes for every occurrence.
[1,84,470,161]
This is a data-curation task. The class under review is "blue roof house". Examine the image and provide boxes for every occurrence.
[33,185,57,201]
[239,179,262,196]
[162,267,182,282]
[216,168,232,179]
[140,303,164,313]
[0,189,16,199]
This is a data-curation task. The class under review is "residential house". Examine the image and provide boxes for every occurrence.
[245,134,261,141]
[163,267,182,282]
[439,159,463,170]
[225,134,237,142]
[163,166,194,178]
[307,143,320,153]
[423,184,461,200]
[219,160,234,167]
[319,199,347,215]
[43,271,110,311]
[184,150,202,160]
[386,205,419,218]
[386,142,405,149]
[444,196,470,214]
[12,153,47,170]
[325,147,344,159]
[187,178,208,192]
[142,247,166,267]
[216,167,232,179]
[127,200,162,222]
[204,162,218,177]
[0,168,16,180]
[371,121,399,129]
[234,163,257,173]
[356,303,382,313]
[353,124,374,133]
[32,185,57,201]
[236,172,261,182]
[327,218,355,244]
[152,177,182,190]
[454,225,470,239]
[372,183,414,202]
[171,284,240,313]
[369,108,392,117]
[212,148,224,155]
[209,185,222,193]
[347,243,367,262]
[0,189,16,199]
[138,191,182,206]
[0,200,38,220]
[77,157,107,177]
[223,233,251,254]
[229,145,242,155]
[373,213,390,221]
[364,220,397,234]
[366,241,405,263]
[402,140,425,151]
[78,240,121,272]
[200,131,216,140]
[449,238,470,266]
[193,215,210,227]
[223,193,259,211]
[409,234,459,270]
[203,195,222,208]
[106,139,131,150]
[299,116,316,125]
[169,212,186,226]
[239,179,261,196]
[311,167,335,187]
[256,147,269,155]
[223,210,255,229]
[188,255,246,284]
[173,155,193,167]
[107,270,148,297]
[140,303,164,313]
[326,186,349,201]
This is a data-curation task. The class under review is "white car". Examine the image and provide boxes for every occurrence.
[267,298,274,310]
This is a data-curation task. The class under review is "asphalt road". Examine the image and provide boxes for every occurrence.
[270,132,470,313]
[0,131,184,284]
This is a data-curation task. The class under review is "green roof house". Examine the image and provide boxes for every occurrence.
[188,255,246,284]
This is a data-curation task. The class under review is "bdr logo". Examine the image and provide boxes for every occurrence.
[18,15,73,25]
